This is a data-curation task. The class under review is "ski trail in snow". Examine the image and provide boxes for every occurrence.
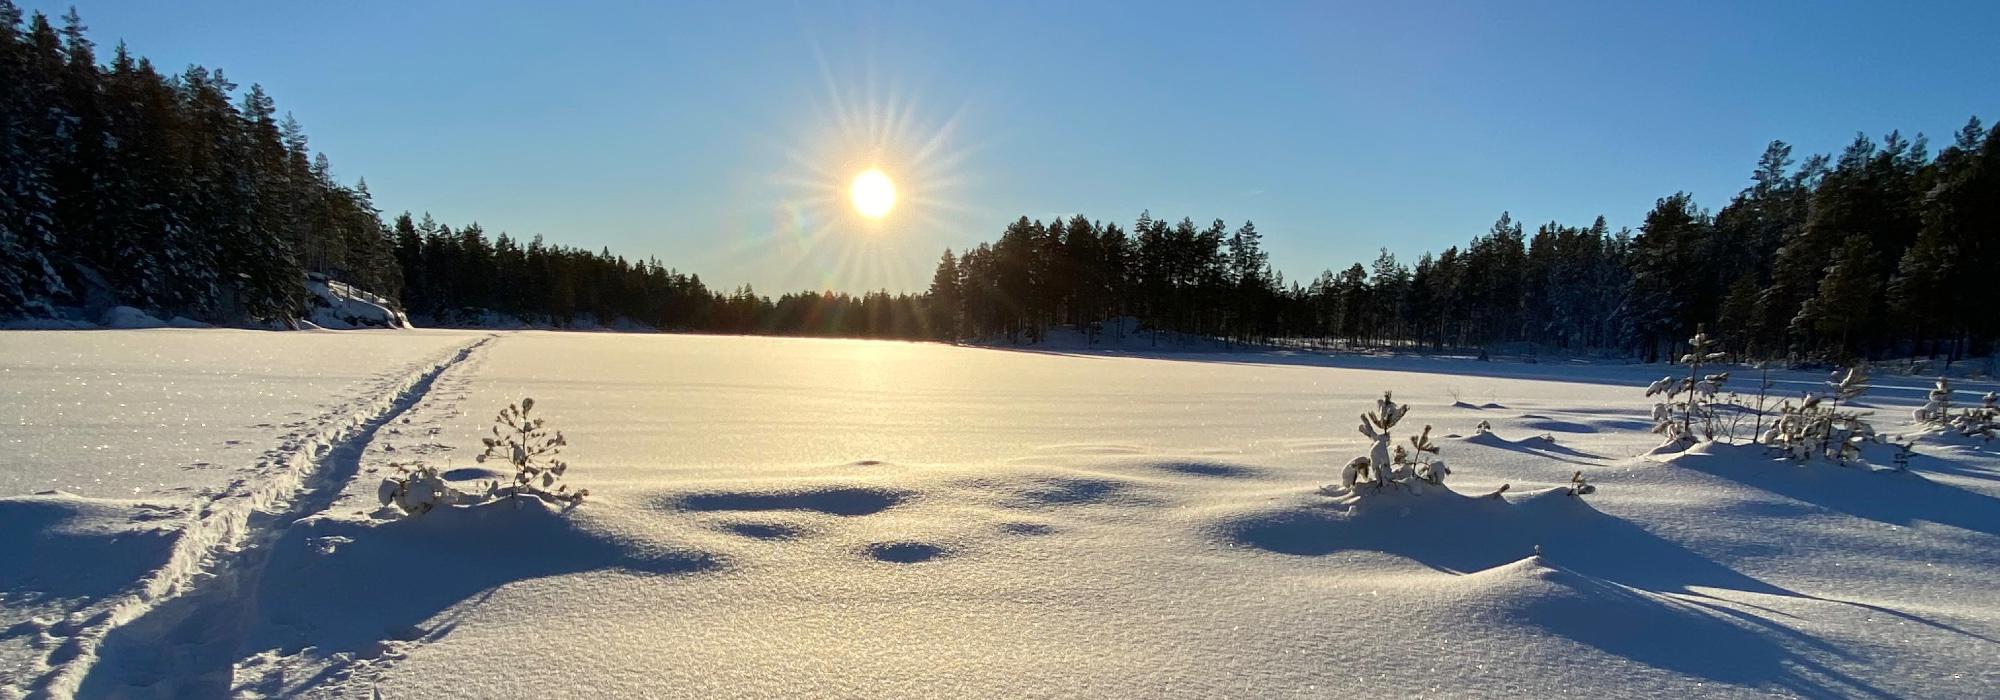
[28,335,497,700]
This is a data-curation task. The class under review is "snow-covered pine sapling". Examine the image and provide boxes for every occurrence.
[1567,471,1595,496]
[1353,391,1410,488]
[1915,376,1953,424]
[1762,395,1813,460]
[1748,363,1775,445]
[1325,393,1457,495]
[1408,425,1448,485]
[1473,419,1493,435]
[1943,390,1998,440]
[1761,366,1876,464]
[1821,366,1871,463]
[477,397,589,505]
[1916,378,1998,440]
[1679,327,1728,438]
[1646,327,1730,448]
[1961,392,2000,440]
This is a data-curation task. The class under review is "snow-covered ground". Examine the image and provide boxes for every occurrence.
[3,331,1997,698]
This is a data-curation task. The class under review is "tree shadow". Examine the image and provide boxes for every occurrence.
[261,503,721,650]
[1458,431,1605,464]
[1667,444,2000,539]
[670,486,911,516]
[1901,445,2000,483]
[1214,487,1964,696]
[1149,460,1262,479]
[1516,416,1600,433]
[1504,563,1893,698]
[0,496,182,603]
[76,503,723,697]
[1220,488,1772,594]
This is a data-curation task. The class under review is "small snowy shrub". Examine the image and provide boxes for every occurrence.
[1761,366,1875,464]
[1325,392,1451,495]
[378,397,587,518]
[1567,471,1595,496]
[478,397,589,505]
[1916,377,1998,440]
[1320,393,1590,499]
[1955,392,2000,441]
[1914,376,1954,424]
[1646,327,1729,449]
[377,464,476,516]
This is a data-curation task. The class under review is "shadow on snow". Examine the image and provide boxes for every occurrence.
[77,502,721,697]
[1214,485,1957,697]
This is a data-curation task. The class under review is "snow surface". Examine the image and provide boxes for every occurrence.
[0,329,483,497]
[3,331,1999,698]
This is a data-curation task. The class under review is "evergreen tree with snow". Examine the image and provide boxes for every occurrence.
[927,249,961,340]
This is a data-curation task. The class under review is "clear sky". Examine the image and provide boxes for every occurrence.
[27,1,2000,294]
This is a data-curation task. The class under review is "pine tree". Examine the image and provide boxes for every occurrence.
[0,9,72,311]
[927,249,961,340]
[1794,236,1882,360]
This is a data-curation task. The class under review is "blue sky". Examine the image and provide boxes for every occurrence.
[28,1,2000,294]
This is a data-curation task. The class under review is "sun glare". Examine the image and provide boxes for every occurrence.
[738,57,982,292]
[850,168,896,220]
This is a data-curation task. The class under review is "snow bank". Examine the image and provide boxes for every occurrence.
[96,306,168,329]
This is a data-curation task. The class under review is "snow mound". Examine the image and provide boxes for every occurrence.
[1211,484,1794,597]
[97,306,167,329]
[1458,428,1605,462]
[1656,441,2000,536]
[1441,556,1842,692]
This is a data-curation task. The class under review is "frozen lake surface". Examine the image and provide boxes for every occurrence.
[3,330,1997,698]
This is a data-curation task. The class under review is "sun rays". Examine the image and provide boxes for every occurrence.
[713,46,985,295]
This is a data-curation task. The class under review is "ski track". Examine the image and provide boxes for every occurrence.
[234,333,498,699]
[26,335,496,700]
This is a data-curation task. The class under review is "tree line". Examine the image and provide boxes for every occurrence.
[4,5,1994,362]
[0,4,933,337]
[387,210,930,337]
[928,125,1999,363]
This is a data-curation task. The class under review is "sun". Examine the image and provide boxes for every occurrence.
[849,168,896,220]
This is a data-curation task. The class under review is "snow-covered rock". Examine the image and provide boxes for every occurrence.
[305,276,410,329]
[98,305,168,329]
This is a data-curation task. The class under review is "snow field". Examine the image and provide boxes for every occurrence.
[1,330,492,698]
[5,331,1998,697]
[0,329,485,497]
